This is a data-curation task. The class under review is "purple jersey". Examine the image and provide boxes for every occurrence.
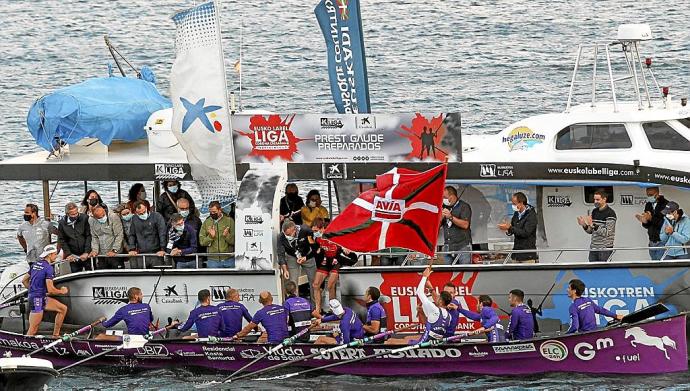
[102,303,153,335]
[418,308,451,343]
[567,297,617,334]
[323,307,365,344]
[217,300,252,337]
[252,304,289,344]
[284,296,312,337]
[445,299,460,337]
[179,305,225,337]
[365,301,388,335]
[28,259,54,298]
[459,306,504,342]
[506,303,534,341]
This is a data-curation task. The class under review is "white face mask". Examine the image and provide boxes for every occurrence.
[443,198,451,206]
[667,213,675,220]
[308,201,317,208]
[511,204,519,212]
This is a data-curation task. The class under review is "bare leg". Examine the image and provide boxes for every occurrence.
[315,335,337,345]
[312,272,326,317]
[45,297,67,336]
[384,335,420,345]
[27,312,43,336]
[95,334,121,341]
[327,272,339,301]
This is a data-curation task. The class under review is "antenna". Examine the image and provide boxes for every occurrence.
[239,20,243,111]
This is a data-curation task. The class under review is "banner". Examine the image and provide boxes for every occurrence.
[315,0,371,113]
[232,112,461,163]
[170,1,237,206]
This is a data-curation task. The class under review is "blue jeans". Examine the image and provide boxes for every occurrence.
[665,254,689,260]
[207,258,235,268]
[649,241,664,261]
[443,244,472,265]
[176,260,196,269]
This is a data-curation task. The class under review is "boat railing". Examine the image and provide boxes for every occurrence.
[352,245,690,266]
[69,252,237,272]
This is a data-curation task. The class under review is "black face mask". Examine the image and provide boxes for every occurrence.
[23,214,32,222]
[88,199,99,206]
[287,192,299,199]
[210,213,220,220]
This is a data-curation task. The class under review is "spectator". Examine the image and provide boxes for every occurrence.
[635,187,668,260]
[80,190,106,216]
[300,190,329,227]
[441,186,472,264]
[276,220,317,308]
[118,207,134,252]
[280,183,304,225]
[58,202,92,272]
[177,198,201,234]
[157,180,196,223]
[125,183,150,212]
[89,205,125,269]
[17,203,55,263]
[167,213,198,268]
[127,201,167,268]
[199,201,235,268]
[659,201,690,260]
[577,190,616,262]
[498,192,538,263]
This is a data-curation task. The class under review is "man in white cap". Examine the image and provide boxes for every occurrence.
[21,244,69,336]
[313,299,364,344]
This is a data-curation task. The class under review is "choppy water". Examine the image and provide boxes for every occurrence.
[1,0,690,389]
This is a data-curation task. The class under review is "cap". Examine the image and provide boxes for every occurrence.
[662,201,680,215]
[329,299,344,316]
[40,244,58,258]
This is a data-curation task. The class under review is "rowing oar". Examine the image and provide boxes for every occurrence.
[536,281,557,312]
[227,324,417,384]
[196,325,314,389]
[26,319,104,357]
[657,285,690,304]
[258,332,470,381]
[57,324,173,373]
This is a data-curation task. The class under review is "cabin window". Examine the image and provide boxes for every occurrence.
[678,117,690,130]
[584,186,614,204]
[556,123,632,150]
[642,122,690,151]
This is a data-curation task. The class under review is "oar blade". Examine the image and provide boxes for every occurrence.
[122,334,149,349]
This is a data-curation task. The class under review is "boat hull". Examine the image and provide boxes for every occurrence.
[0,316,685,376]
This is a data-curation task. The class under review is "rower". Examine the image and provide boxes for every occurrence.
[21,244,69,336]
[177,289,225,338]
[313,299,364,344]
[427,281,460,337]
[506,289,534,341]
[385,265,451,345]
[566,279,623,333]
[217,288,253,338]
[283,281,312,342]
[362,287,387,337]
[96,287,154,340]
[233,291,289,344]
[458,295,505,342]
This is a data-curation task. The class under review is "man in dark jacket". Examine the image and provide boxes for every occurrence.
[157,180,196,223]
[167,213,198,268]
[498,192,538,263]
[128,201,168,268]
[276,220,317,307]
[635,187,668,260]
[58,202,92,272]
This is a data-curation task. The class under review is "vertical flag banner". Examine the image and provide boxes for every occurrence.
[170,1,237,206]
[324,164,447,256]
[315,0,371,114]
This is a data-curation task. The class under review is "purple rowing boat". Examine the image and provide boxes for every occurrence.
[0,315,685,377]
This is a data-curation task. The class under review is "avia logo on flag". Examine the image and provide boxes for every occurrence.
[372,196,405,222]
[324,164,447,256]
[179,97,224,134]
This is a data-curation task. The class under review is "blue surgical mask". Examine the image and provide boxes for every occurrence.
[97,216,107,224]
[180,210,190,218]
[137,212,149,221]
[313,231,323,238]
[121,214,133,222]
[168,185,178,193]
[594,202,602,209]
[511,204,519,212]
[667,213,675,220]
[174,224,184,233]
[647,196,656,203]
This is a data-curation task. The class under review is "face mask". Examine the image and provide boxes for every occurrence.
[512,204,520,212]
[88,199,99,206]
[313,231,323,238]
[23,214,32,222]
[138,191,147,201]
[180,210,190,218]
[121,214,133,222]
[174,224,184,233]
[667,213,675,220]
[284,234,295,241]
[287,192,299,199]
[97,216,107,224]
[594,201,602,209]
[137,212,149,221]
[442,198,451,206]
[647,196,656,203]
[308,201,317,208]
[210,213,221,221]
[168,185,178,193]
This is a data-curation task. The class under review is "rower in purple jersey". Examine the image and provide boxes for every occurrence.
[283,281,312,342]
[178,289,225,338]
[97,287,154,340]
[314,299,365,344]
[427,281,460,337]
[217,288,253,337]
[459,295,505,342]
[362,287,388,338]
[566,279,623,333]
[506,289,534,341]
[386,265,452,345]
[234,291,289,344]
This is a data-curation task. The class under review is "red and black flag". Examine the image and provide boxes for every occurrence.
[324,164,447,257]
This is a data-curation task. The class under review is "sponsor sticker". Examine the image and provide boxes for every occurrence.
[540,340,568,361]
[320,117,345,130]
[371,196,404,222]
[156,284,189,304]
[492,343,536,354]
[547,195,573,207]
[92,286,129,305]
[322,163,347,180]
[154,163,187,180]
[479,164,514,178]
[355,115,376,130]
[502,126,546,151]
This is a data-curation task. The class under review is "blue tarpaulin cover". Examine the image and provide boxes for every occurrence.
[27,75,171,151]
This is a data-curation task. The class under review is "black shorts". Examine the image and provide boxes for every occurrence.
[316,257,340,275]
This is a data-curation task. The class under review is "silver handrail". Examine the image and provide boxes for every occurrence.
[80,252,236,270]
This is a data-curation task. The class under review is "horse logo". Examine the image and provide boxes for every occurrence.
[625,327,677,359]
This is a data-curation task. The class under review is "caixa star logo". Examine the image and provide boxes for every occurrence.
[180,97,224,133]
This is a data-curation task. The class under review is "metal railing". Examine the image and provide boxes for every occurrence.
[63,252,236,271]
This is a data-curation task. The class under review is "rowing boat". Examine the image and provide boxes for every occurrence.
[0,315,684,377]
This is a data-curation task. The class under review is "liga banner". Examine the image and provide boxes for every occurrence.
[232,112,461,163]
